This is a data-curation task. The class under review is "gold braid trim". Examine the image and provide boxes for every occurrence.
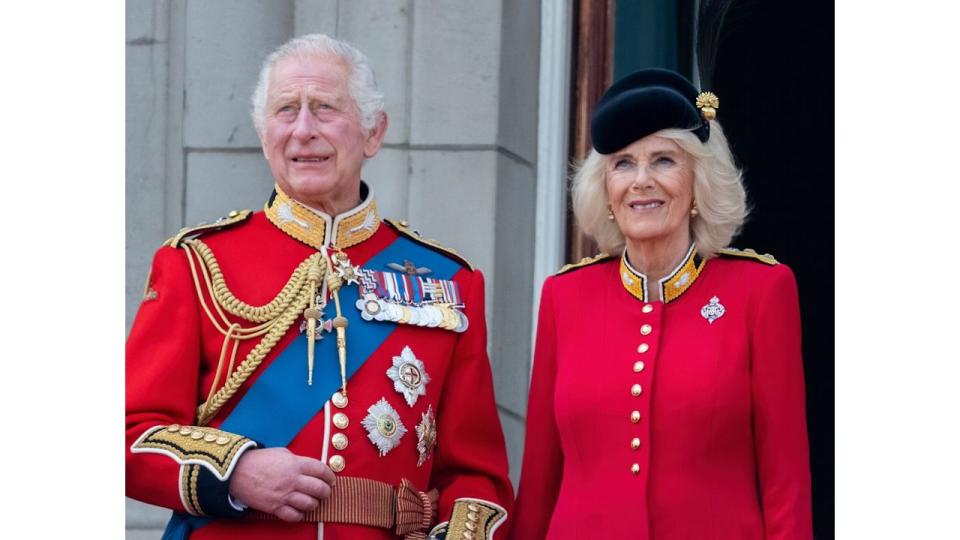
[185,239,311,323]
[175,238,319,425]
[195,288,308,425]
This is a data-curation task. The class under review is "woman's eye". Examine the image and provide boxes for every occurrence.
[654,156,675,166]
[613,159,632,170]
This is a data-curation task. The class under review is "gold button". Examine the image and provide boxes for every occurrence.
[640,324,652,335]
[467,511,479,521]
[215,435,230,445]
[204,433,218,442]
[468,503,480,512]
[332,433,348,450]
[167,424,181,432]
[631,463,640,475]
[463,531,475,539]
[633,361,645,372]
[642,304,653,314]
[228,210,238,217]
[399,219,410,227]
[328,455,345,472]
[179,426,193,436]
[190,430,204,440]
[465,522,477,531]
[637,343,649,353]
[630,411,641,423]
[631,384,642,396]
[631,437,641,450]
[333,413,349,429]
[331,391,348,409]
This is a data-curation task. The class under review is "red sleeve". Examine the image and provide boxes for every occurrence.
[126,245,254,518]
[750,264,813,539]
[510,277,563,539]
[126,245,203,511]
[430,270,514,538]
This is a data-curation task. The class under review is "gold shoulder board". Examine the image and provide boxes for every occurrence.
[555,253,614,275]
[717,247,778,265]
[165,209,253,248]
[384,218,475,271]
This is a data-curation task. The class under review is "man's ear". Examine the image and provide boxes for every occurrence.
[363,112,389,159]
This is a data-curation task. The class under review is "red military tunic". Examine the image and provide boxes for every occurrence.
[512,245,812,539]
[126,184,513,539]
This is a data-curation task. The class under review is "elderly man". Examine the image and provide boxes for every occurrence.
[126,34,513,540]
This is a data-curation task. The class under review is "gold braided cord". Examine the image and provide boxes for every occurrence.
[196,288,308,425]
[175,238,320,425]
[185,239,316,323]
[186,244,276,338]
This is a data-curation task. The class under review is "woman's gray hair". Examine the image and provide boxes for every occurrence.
[250,34,385,135]
[571,121,748,259]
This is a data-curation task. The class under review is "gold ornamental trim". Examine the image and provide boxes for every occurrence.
[555,253,614,276]
[445,498,507,540]
[264,184,380,250]
[130,424,257,481]
[619,244,704,304]
[165,209,253,248]
[717,246,778,265]
[384,218,475,271]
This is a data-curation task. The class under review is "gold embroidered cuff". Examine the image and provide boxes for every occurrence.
[444,498,507,540]
[130,424,257,481]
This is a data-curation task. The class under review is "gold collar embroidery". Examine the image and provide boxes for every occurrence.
[619,244,705,304]
[264,183,380,250]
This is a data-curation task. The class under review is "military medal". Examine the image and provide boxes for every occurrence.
[386,346,431,407]
[701,296,725,324]
[355,268,469,333]
[416,405,437,467]
[387,259,432,276]
[362,398,407,456]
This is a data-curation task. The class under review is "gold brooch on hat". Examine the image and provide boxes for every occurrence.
[696,91,719,120]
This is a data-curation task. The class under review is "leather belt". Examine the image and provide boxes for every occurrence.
[250,477,438,539]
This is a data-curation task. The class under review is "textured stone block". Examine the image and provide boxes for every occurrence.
[339,0,412,145]
[491,155,536,416]
[184,0,294,148]
[409,1,501,145]
[362,147,410,221]
[293,0,337,36]
[497,0,540,164]
[185,151,274,225]
[125,498,169,530]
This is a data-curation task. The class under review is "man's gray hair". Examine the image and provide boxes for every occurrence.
[250,34,385,135]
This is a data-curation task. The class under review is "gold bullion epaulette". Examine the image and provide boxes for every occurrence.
[165,209,253,248]
[555,253,615,275]
[717,247,778,265]
[384,218,475,271]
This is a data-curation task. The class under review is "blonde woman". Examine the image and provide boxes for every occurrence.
[511,69,812,539]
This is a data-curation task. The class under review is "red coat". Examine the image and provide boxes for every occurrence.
[126,185,513,539]
[511,247,812,539]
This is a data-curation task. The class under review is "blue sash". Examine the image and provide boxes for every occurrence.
[164,235,462,537]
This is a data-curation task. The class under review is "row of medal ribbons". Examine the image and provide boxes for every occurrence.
[355,269,469,333]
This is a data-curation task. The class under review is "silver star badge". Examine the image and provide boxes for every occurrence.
[387,346,431,407]
[700,296,726,324]
[361,398,407,456]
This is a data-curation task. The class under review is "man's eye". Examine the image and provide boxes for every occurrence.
[277,105,296,114]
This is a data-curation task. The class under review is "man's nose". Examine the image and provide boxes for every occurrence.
[292,106,320,140]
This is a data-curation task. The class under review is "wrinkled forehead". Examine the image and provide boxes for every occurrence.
[267,53,352,98]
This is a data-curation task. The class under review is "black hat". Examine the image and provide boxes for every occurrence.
[590,68,716,154]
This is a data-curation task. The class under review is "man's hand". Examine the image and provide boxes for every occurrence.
[228,447,336,522]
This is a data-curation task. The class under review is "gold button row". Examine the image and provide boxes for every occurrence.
[330,395,350,472]
[461,503,483,539]
[166,424,230,445]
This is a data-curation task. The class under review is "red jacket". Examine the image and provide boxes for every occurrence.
[511,246,812,539]
[126,185,513,539]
